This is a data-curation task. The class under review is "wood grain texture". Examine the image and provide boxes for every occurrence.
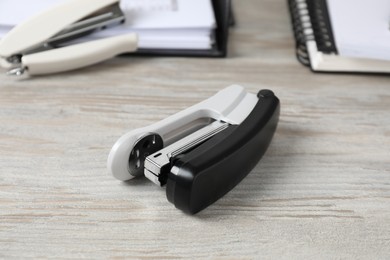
[0,0,389,259]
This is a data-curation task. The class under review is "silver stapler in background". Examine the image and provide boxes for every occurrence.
[108,85,280,214]
[0,0,138,76]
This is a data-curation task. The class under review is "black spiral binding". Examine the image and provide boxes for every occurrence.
[288,0,337,66]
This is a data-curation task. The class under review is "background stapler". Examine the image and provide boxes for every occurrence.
[0,0,137,76]
[108,85,280,214]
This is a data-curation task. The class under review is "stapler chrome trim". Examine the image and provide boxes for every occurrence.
[108,85,280,214]
[0,0,138,76]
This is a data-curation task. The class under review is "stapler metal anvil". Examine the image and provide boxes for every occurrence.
[0,0,138,76]
[108,85,280,214]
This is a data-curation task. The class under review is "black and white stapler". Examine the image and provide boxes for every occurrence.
[0,0,137,76]
[108,85,280,214]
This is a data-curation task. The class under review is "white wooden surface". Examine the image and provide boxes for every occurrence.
[1,0,389,259]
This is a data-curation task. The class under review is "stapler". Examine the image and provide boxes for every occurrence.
[108,85,280,214]
[0,0,138,76]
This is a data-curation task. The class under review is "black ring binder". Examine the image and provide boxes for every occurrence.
[131,0,232,58]
[288,0,337,66]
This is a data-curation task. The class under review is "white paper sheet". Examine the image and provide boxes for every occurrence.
[327,0,390,61]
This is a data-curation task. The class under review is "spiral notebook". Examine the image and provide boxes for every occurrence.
[288,0,390,73]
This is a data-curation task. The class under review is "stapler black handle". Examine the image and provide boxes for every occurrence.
[166,90,280,214]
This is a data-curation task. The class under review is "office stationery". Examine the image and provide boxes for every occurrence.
[0,0,137,76]
[108,85,280,214]
[0,0,232,76]
[133,0,232,57]
[0,0,216,50]
[0,0,231,64]
[288,0,390,73]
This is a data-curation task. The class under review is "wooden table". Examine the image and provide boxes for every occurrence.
[1,0,389,259]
